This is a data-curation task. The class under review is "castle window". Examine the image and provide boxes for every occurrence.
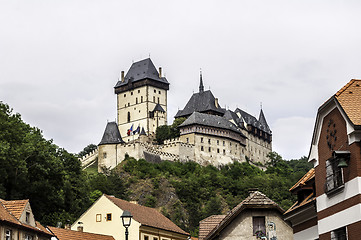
[208,147,211,152]
[154,89,156,93]
[138,90,140,93]
[153,96,155,102]
[128,103,130,106]
[223,149,225,155]
[201,146,204,151]
[158,97,160,103]
[217,140,219,145]
[131,92,133,95]
[186,138,189,143]
[103,152,107,158]
[144,236,149,240]
[208,139,211,144]
[217,149,219,153]
[127,112,131,122]
[223,141,225,146]
[136,98,138,104]
[124,94,126,97]
[201,137,203,143]
[159,90,161,94]
[141,96,143,102]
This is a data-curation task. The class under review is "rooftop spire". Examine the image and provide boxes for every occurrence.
[199,69,204,93]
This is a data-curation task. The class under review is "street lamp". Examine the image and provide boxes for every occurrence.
[121,210,133,240]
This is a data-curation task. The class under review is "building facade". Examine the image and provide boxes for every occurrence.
[81,58,272,171]
[286,79,361,240]
[71,194,189,240]
[0,199,52,240]
[199,191,293,240]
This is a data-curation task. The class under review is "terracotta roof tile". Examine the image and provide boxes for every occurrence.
[199,215,225,240]
[202,191,283,240]
[0,201,19,224]
[335,79,361,126]
[105,195,189,236]
[289,168,315,192]
[48,226,115,240]
[0,199,28,220]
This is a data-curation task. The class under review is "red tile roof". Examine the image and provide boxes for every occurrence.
[284,192,315,215]
[289,168,315,192]
[335,79,361,126]
[105,195,189,236]
[48,226,115,240]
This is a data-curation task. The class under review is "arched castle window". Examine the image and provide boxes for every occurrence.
[127,112,131,122]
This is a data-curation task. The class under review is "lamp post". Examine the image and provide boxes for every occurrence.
[121,210,133,240]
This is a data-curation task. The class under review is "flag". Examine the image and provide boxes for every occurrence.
[127,124,133,136]
[134,125,140,134]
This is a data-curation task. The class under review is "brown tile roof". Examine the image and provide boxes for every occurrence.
[0,199,28,220]
[335,79,361,126]
[48,226,115,240]
[289,168,315,192]
[0,199,52,237]
[284,192,315,215]
[105,195,189,236]
[202,191,283,240]
[199,215,225,240]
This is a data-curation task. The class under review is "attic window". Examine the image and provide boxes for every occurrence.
[26,212,30,223]
[253,216,266,237]
[106,213,112,221]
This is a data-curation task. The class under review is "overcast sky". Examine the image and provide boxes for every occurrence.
[1,0,361,160]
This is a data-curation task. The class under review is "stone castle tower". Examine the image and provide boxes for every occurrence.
[114,58,169,142]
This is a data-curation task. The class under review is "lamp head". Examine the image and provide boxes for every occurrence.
[121,210,133,227]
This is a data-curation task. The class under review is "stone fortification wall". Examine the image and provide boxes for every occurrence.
[79,149,98,169]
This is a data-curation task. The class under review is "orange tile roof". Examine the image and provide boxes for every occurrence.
[0,199,28,220]
[199,215,225,240]
[289,168,315,192]
[335,79,361,126]
[105,195,189,236]
[284,192,315,215]
[0,199,52,237]
[203,191,283,240]
[48,226,115,240]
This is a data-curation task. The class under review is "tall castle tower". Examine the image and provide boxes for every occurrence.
[114,58,169,142]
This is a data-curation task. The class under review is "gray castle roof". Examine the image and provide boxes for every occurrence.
[153,103,165,112]
[179,112,245,137]
[235,108,271,134]
[175,90,225,118]
[114,58,169,88]
[99,122,124,145]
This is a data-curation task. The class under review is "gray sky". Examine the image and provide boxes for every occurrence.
[1,0,361,159]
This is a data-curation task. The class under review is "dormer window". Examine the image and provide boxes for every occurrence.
[26,212,30,223]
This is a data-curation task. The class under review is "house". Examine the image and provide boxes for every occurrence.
[286,79,361,240]
[47,226,115,240]
[0,198,53,240]
[71,194,189,240]
[198,190,293,240]
[283,169,317,240]
[81,58,272,171]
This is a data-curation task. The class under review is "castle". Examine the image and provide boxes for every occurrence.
[80,58,272,171]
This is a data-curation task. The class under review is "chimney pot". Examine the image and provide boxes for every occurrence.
[121,71,125,82]
[159,67,162,78]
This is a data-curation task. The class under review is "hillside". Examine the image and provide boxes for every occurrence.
[0,101,312,236]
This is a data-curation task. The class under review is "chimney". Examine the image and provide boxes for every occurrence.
[215,98,219,108]
[159,67,162,78]
[121,71,125,82]
[64,224,71,230]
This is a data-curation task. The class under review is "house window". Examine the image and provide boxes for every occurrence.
[106,213,112,221]
[25,235,33,240]
[253,216,266,237]
[26,212,30,223]
[325,157,345,193]
[331,226,347,240]
[96,214,101,222]
[5,229,11,240]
